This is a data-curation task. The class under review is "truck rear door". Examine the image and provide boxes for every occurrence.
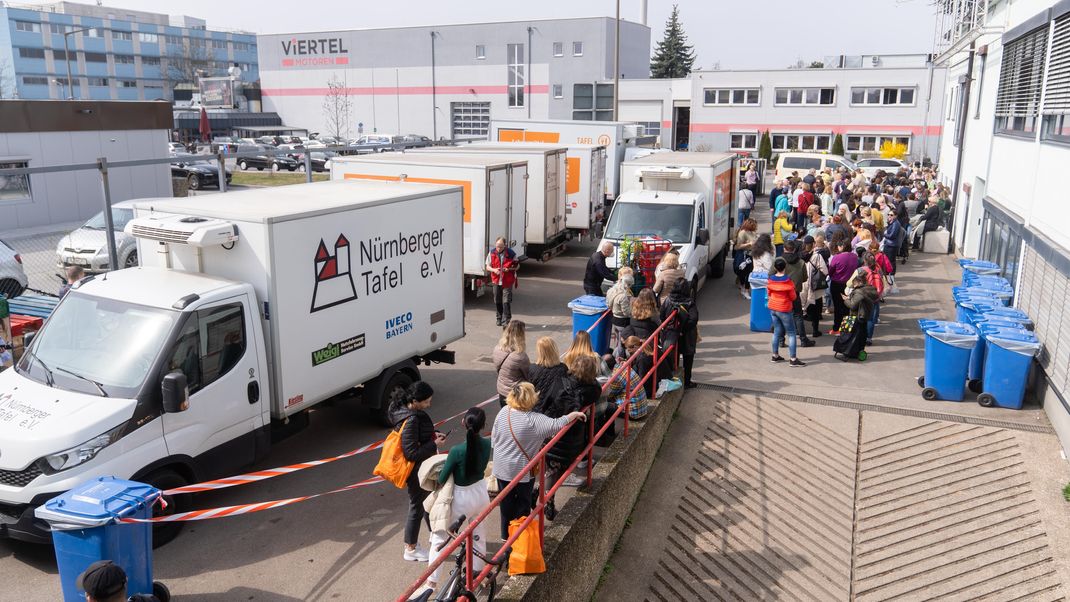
[488,167,509,256]
[160,295,264,476]
[545,153,562,239]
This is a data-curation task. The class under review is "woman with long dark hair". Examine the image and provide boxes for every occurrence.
[426,407,492,590]
[389,381,445,563]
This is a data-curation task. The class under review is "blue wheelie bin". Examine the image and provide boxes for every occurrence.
[953,285,1013,307]
[568,295,611,355]
[959,259,1001,284]
[965,314,1031,392]
[749,272,771,332]
[954,296,1001,324]
[963,274,1012,289]
[918,320,978,401]
[34,477,160,602]
[978,328,1042,409]
[983,306,1033,330]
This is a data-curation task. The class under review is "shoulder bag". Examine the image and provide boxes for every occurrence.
[507,408,539,480]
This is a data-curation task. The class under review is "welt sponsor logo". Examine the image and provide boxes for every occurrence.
[280,37,349,68]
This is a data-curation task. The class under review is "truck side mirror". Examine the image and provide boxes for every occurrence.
[162,371,189,413]
[696,228,710,246]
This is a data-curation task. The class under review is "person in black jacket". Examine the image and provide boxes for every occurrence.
[389,380,445,562]
[542,354,602,519]
[660,278,700,388]
[583,242,617,296]
[530,336,570,415]
[619,288,661,345]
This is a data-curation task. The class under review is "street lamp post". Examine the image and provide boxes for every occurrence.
[62,27,92,100]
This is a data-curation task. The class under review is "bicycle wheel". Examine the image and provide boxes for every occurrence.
[437,569,463,602]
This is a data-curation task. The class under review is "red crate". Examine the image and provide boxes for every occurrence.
[10,314,43,337]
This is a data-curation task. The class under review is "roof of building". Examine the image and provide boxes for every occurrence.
[259,16,647,37]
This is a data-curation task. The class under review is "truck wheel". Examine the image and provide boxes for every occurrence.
[709,248,726,279]
[143,469,190,547]
[375,372,413,427]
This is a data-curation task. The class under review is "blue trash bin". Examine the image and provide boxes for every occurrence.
[965,315,1030,389]
[963,274,1011,289]
[959,259,1001,284]
[35,477,159,602]
[918,320,978,401]
[749,272,771,332]
[979,329,1041,409]
[954,297,1002,324]
[983,306,1032,330]
[953,286,1013,307]
[568,295,611,355]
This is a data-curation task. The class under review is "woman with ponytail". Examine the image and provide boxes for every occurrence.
[425,407,492,590]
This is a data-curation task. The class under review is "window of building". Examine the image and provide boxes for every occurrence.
[111,30,133,41]
[849,86,916,105]
[138,32,159,44]
[703,87,760,106]
[235,62,252,71]
[994,25,1048,134]
[475,45,485,60]
[52,49,69,61]
[18,48,45,59]
[165,34,182,45]
[143,81,163,88]
[233,41,250,52]
[553,84,563,99]
[573,41,583,56]
[22,76,48,86]
[166,304,246,397]
[451,101,491,138]
[637,121,661,138]
[1042,13,1070,142]
[845,134,911,153]
[141,56,160,66]
[553,42,563,57]
[87,77,108,87]
[0,160,31,202]
[53,77,70,87]
[211,39,227,49]
[119,80,137,88]
[114,54,135,64]
[15,21,41,33]
[189,37,206,48]
[507,43,525,108]
[770,133,831,151]
[48,23,74,35]
[774,87,836,106]
[572,83,614,121]
[85,28,103,38]
[730,132,759,150]
[84,52,107,63]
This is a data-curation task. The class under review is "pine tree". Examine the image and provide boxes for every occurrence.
[831,133,845,156]
[758,130,772,162]
[650,5,696,79]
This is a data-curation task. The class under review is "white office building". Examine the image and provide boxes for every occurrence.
[257,17,651,140]
[935,0,1070,453]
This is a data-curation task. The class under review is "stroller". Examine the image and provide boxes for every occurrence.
[833,314,869,362]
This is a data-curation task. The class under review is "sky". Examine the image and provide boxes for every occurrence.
[24,0,939,69]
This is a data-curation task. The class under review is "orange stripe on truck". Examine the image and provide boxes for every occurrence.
[566,157,580,195]
[497,129,561,143]
[343,173,471,223]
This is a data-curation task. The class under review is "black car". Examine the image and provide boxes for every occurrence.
[235,145,300,172]
[295,151,338,172]
[171,161,232,190]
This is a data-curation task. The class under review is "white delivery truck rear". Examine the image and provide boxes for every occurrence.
[330,153,527,289]
[601,152,737,294]
[0,180,464,544]
[412,143,569,261]
[488,119,657,201]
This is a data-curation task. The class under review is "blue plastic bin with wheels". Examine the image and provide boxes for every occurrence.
[959,259,1001,284]
[963,274,1011,289]
[34,477,159,602]
[978,328,1041,409]
[918,320,978,402]
[983,307,1032,330]
[953,286,1012,307]
[965,314,1030,390]
[568,295,611,355]
[749,272,771,332]
[954,297,1002,324]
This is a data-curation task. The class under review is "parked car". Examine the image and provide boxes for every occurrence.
[54,201,139,275]
[255,136,279,146]
[171,160,232,190]
[168,142,185,155]
[855,157,908,178]
[0,239,28,299]
[235,145,299,172]
[275,143,305,160]
[296,151,338,172]
[773,152,856,181]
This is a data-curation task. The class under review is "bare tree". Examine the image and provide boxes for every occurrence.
[322,75,352,141]
[163,41,212,98]
[0,57,15,100]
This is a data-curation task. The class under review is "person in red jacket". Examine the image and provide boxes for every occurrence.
[485,236,519,326]
[767,257,806,367]
[796,182,815,232]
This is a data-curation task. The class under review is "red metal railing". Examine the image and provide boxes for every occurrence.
[395,309,679,600]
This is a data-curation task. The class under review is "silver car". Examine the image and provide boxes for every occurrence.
[0,239,29,299]
[55,201,139,275]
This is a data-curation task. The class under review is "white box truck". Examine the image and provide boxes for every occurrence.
[601,152,737,293]
[488,119,658,201]
[411,143,569,261]
[330,153,528,289]
[0,180,464,544]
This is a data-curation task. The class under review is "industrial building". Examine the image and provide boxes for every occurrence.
[612,55,947,162]
[257,17,651,140]
[934,0,1070,454]
[0,1,258,101]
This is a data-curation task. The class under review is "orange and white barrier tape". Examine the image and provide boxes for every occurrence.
[120,477,385,523]
[161,395,498,496]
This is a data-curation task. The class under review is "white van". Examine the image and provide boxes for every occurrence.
[774,153,856,181]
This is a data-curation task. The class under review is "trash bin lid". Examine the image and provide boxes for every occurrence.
[956,299,1002,313]
[953,287,1012,299]
[35,477,160,529]
[959,259,1000,269]
[983,329,1042,355]
[568,295,608,315]
[971,316,1030,330]
[920,320,978,347]
[983,307,1031,324]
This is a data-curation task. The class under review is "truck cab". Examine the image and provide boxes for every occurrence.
[0,268,269,544]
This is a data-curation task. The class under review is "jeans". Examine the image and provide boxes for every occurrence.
[867,302,880,341]
[771,310,796,359]
[493,284,513,322]
[404,469,431,545]
[775,243,784,257]
[737,208,751,227]
[792,298,809,342]
[497,478,535,540]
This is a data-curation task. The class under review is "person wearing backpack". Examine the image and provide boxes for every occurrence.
[660,278,700,388]
[389,381,445,562]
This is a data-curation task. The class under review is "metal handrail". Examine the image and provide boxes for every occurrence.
[395,309,679,601]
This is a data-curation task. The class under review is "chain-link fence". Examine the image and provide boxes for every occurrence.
[2,227,74,297]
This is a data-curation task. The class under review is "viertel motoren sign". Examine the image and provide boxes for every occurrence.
[280,36,349,67]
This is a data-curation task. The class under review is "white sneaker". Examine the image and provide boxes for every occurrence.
[742,290,752,300]
[562,474,586,487]
[403,546,429,562]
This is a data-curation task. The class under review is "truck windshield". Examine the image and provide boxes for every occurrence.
[17,293,177,398]
[604,202,694,243]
